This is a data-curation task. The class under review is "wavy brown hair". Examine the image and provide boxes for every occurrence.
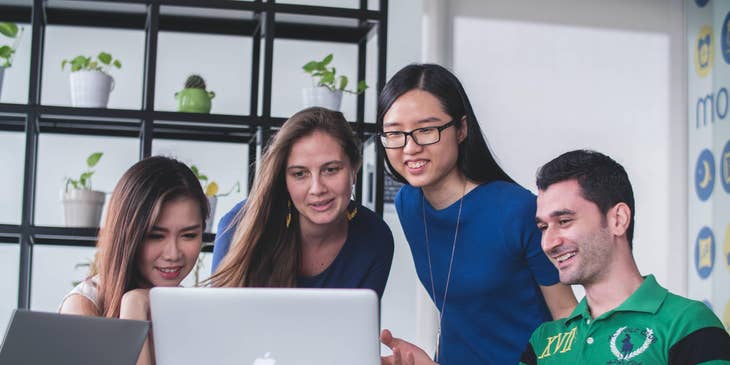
[94,156,208,318]
[208,107,361,288]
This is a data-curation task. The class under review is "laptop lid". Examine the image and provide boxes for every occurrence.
[0,309,149,365]
[150,287,380,365]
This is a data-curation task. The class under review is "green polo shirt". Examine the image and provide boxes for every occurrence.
[520,275,730,364]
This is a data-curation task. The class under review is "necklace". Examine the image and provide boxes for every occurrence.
[422,182,466,363]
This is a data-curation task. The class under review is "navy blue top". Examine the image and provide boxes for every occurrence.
[211,200,395,298]
[396,182,559,365]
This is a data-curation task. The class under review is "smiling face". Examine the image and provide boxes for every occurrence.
[382,89,466,191]
[285,130,354,231]
[137,196,203,287]
[536,179,614,286]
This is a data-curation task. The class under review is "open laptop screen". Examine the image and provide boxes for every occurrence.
[150,287,380,365]
[0,309,149,365]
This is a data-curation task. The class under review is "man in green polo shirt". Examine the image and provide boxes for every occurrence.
[521,149,730,365]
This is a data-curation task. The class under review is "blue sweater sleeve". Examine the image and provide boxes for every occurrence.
[211,200,245,274]
[513,189,560,286]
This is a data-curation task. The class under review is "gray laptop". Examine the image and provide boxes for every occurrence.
[150,287,380,365]
[0,309,149,365]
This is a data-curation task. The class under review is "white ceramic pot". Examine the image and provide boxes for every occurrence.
[0,66,5,100]
[302,86,343,111]
[205,195,217,233]
[62,189,106,227]
[69,70,114,108]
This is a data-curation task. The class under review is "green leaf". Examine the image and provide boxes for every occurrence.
[321,71,334,86]
[190,165,200,177]
[61,59,68,70]
[0,45,12,58]
[357,80,368,93]
[321,54,333,66]
[302,61,319,73]
[70,56,89,71]
[198,174,208,182]
[86,152,103,167]
[0,22,18,38]
[79,170,95,187]
[338,75,348,90]
[113,59,121,69]
[97,52,112,65]
[71,55,88,65]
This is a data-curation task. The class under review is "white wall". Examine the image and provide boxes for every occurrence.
[445,0,687,296]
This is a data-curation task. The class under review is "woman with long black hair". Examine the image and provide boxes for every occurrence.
[378,64,577,365]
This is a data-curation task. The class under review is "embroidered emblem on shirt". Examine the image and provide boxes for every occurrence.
[538,327,577,359]
[608,326,656,362]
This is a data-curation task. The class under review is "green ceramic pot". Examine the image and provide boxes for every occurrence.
[175,88,215,113]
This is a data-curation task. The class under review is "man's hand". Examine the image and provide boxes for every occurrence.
[380,329,436,365]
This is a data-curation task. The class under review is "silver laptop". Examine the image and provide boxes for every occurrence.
[0,309,149,365]
[150,287,380,365]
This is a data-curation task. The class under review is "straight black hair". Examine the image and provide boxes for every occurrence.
[376,63,513,185]
[536,149,636,248]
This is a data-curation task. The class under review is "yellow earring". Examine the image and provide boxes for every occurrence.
[345,206,357,221]
[286,200,292,228]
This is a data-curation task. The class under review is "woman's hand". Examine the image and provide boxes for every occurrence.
[380,329,436,365]
[120,289,154,365]
[120,288,151,321]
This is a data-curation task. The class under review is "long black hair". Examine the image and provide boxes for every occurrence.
[376,63,513,184]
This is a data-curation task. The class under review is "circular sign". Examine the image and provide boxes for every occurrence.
[695,149,716,201]
[720,140,730,194]
[695,226,716,279]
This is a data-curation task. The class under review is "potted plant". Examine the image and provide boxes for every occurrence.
[0,22,23,100]
[175,74,215,113]
[62,152,106,227]
[190,165,240,233]
[302,53,368,111]
[61,52,121,108]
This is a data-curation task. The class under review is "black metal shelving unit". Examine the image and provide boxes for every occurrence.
[0,0,388,309]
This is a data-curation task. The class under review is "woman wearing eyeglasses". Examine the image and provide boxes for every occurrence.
[377,64,577,365]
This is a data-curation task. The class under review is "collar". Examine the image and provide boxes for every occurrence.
[564,275,668,325]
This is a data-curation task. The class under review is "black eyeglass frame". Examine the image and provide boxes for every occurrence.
[378,119,459,149]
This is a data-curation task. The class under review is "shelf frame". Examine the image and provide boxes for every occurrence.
[0,0,388,309]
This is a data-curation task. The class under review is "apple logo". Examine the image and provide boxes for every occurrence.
[252,352,276,365]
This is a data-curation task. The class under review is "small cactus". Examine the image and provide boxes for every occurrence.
[185,74,207,89]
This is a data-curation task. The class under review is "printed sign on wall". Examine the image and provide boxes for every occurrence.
[686,0,730,332]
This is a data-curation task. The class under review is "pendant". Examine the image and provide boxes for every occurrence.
[434,328,441,363]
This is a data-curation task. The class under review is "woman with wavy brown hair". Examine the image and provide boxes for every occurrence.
[59,156,209,365]
[210,107,393,297]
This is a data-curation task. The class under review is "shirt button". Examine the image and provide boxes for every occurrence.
[587,337,594,345]
[586,319,591,325]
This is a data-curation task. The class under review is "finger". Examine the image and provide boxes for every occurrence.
[381,329,395,347]
[392,348,403,365]
[405,351,415,365]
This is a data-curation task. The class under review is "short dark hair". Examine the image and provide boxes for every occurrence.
[536,149,635,248]
[376,63,512,184]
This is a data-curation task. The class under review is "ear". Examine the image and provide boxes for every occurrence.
[457,116,468,143]
[607,202,631,238]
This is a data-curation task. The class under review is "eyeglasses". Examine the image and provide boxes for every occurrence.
[379,120,458,149]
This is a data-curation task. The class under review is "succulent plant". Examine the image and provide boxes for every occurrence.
[185,74,207,89]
